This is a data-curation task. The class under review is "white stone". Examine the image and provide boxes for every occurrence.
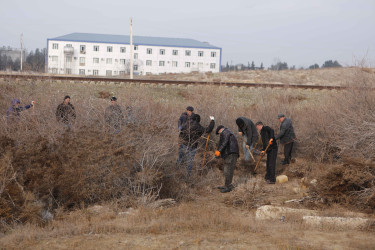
[255,205,318,220]
[303,216,370,229]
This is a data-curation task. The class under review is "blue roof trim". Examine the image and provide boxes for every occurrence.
[49,33,221,50]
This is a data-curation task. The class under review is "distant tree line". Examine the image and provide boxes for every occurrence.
[221,59,342,72]
[0,48,46,72]
[221,61,264,72]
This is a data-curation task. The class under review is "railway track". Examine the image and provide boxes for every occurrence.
[0,73,349,90]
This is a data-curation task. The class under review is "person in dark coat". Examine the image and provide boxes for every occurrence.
[178,106,194,131]
[215,125,239,193]
[56,96,76,126]
[236,117,259,162]
[105,96,124,134]
[6,98,34,124]
[275,114,296,165]
[177,114,215,175]
[256,121,278,184]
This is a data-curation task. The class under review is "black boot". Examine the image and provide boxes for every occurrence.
[220,187,232,193]
[281,159,290,165]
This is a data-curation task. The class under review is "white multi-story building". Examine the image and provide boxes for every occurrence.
[47,33,222,76]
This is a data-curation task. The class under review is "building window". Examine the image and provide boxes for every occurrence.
[79,69,85,75]
[119,71,126,76]
[160,49,165,55]
[93,46,99,51]
[93,58,99,64]
[66,68,72,74]
[66,44,72,47]
[198,62,203,68]
[172,61,178,67]
[106,58,112,64]
[52,56,58,62]
[106,70,112,76]
[172,50,178,56]
[185,62,191,68]
[134,53,138,59]
[134,45,138,50]
[211,51,216,57]
[80,45,86,54]
[147,48,152,54]
[146,60,152,66]
[210,63,216,69]
[120,47,126,53]
[119,59,125,65]
[159,61,165,66]
[79,57,85,66]
[93,70,99,75]
[66,56,72,62]
[185,50,191,56]
[107,46,113,52]
[133,65,138,71]
[52,68,58,73]
[198,51,204,57]
[52,43,58,49]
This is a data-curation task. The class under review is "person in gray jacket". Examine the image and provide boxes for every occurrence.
[236,117,259,162]
[275,114,296,165]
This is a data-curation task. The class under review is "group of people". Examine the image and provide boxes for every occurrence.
[177,106,296,193]
[6,97,296,194]
[6,95,131,133]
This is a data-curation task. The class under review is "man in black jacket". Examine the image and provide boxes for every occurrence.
[256,121,278,184]
[275,114,296,165]
[178,106,194,131]
[56,96,76,127]
[177,114,215,175]
[236,117,258,162]
[215,125,239,193]
[105,96,124,134]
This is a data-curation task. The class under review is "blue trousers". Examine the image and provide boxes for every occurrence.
[177,144,197,175]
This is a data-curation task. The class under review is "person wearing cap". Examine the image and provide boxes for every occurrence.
[256,121,278,184]
[235,117,259,163]
[215,125,239,193]
[6,98,34,125]
[275,114,296,165]
[105,96,125,134]
[56,95,76,126]
[178,106,194,132]
[178,113,215,175]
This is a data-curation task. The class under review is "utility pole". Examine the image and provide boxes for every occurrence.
[130,17,133,79]
[20,33,23,71]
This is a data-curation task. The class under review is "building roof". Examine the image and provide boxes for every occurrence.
[49,33,220,49]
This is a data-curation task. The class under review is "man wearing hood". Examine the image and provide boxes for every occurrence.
[235,117,259,163]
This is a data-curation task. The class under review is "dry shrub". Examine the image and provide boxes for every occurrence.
[309,158,375,213]
[97,91,111,99]
[224,178,269,209]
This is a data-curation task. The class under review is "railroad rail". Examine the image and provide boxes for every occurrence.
[0,73,349,90]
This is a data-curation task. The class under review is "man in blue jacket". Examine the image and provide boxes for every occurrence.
[275,114,296,165]
[6,98,34,124]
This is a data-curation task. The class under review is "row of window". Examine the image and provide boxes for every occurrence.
[51,56,216,68]
[52,43,217,57]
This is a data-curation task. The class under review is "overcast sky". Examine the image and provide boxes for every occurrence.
[1,0,374,68]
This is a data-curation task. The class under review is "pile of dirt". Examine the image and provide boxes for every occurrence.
[308,158,375,213]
